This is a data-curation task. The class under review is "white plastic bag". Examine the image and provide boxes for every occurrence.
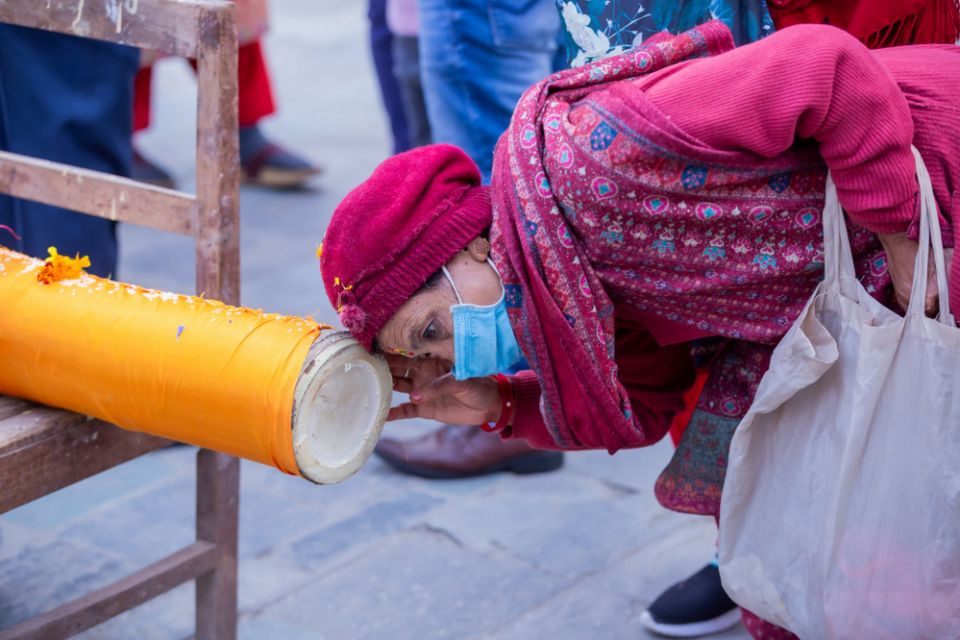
[718,149,960,640]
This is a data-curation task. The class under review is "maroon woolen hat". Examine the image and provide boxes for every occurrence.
[320,144,492,350]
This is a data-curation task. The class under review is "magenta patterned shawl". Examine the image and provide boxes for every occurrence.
[489,22,887,450]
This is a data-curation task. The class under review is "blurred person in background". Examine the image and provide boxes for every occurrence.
[419,0,564,183]
[370,0,413,154]
[0,25,137,279]
[134,0,319,190]
[387,0,432,149]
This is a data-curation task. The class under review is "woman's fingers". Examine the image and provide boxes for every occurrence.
[409,373,460,404]
[880,233,952,316]
[878,233,919,312]
[925,258,940,315]
[387,402,419,421]
[383,353,409,370]
[388,363,413,378]
[392,377,414,393]
[928,248,956,316]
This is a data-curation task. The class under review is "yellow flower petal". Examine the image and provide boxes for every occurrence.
[37,246,92,284]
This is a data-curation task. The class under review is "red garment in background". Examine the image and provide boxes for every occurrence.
[668,368,709,446]
[133,39,276,132]
[768,0,960,48]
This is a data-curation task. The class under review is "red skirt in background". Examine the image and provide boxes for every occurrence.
[133,39,276,132]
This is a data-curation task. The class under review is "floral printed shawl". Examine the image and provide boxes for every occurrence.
[489,21,887,451]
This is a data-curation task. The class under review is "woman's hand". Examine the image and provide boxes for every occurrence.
[385,354,501,425]
[878,232,952,315]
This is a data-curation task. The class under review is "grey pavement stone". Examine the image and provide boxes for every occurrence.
[564,441,675,495]
[592,516,722,604]
[0,540,130,628]
[265,530,566,640]
[59,475,195,561]
[239,617,330,640]
[1,447,186,531]
[420,476,692,580]
[74,582,194,640]
[287,493,444,571]
[481,587,644,640]
[486,518,752,640]
[237,556,313,614]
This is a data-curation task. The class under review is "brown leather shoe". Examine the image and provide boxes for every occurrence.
[374,425,564,479]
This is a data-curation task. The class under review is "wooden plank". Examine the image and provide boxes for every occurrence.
[0,151,196,236]
[0,411,169,514]
[195,450,239,640]
[0,3,241,638]
[0,541,219,640]
[0,0,232,58]
[0,406,89,454]
[194,4,240,303]
[193,13,241,634]
[0,396,31,421]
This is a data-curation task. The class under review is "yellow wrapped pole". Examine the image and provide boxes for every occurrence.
[0,246,391,484]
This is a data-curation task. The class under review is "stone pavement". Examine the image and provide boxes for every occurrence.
[0,2,751,638]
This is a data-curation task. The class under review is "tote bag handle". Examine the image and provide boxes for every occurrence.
[906,146,954,325]
[823,172,859,299]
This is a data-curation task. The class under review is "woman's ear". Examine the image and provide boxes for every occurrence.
[466,236,491,262]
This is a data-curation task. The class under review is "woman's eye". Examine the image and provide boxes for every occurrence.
[422,322,438,341]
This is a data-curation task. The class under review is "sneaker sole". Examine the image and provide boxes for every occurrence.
[242,166,321,189]
[639,608,742,638]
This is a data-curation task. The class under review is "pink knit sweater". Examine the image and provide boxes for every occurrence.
[635,25,958,236]
[505,26,960,450]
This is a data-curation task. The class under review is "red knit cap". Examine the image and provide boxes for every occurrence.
[320,144,492,350]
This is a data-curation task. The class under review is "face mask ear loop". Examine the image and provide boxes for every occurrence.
[440,265,464,304]
[486,257,506,301]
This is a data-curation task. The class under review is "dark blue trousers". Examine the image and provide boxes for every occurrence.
[0,25,138,278]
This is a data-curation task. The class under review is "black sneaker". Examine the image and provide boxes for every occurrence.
[640,563,741,638]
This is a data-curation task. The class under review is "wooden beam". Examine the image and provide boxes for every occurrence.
[0,152,196,236]
[0,397,31,421]
[0,408,169,514]
[0,542,219,640]
[194,4,240,303]
[195,450,239,640]
[0,0,232,59]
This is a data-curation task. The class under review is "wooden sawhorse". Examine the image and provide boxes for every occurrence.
[0,1,241,637]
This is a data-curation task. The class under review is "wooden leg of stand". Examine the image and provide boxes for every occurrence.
[195,449,239,640]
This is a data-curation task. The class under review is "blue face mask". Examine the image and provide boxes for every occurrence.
[442,260,522,381]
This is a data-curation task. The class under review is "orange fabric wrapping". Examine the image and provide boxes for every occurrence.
[0,246,324,476]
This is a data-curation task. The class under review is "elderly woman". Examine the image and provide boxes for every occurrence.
[321,22,959,638]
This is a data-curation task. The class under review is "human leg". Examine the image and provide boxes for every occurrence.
[369,0,412,153]
[0,25,136,278]
[231,40,320,188]
[418,0,559,181]
[131,63,177,188]
[391,35,432,148]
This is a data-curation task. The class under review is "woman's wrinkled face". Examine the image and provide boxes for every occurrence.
[376,240,501,363]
